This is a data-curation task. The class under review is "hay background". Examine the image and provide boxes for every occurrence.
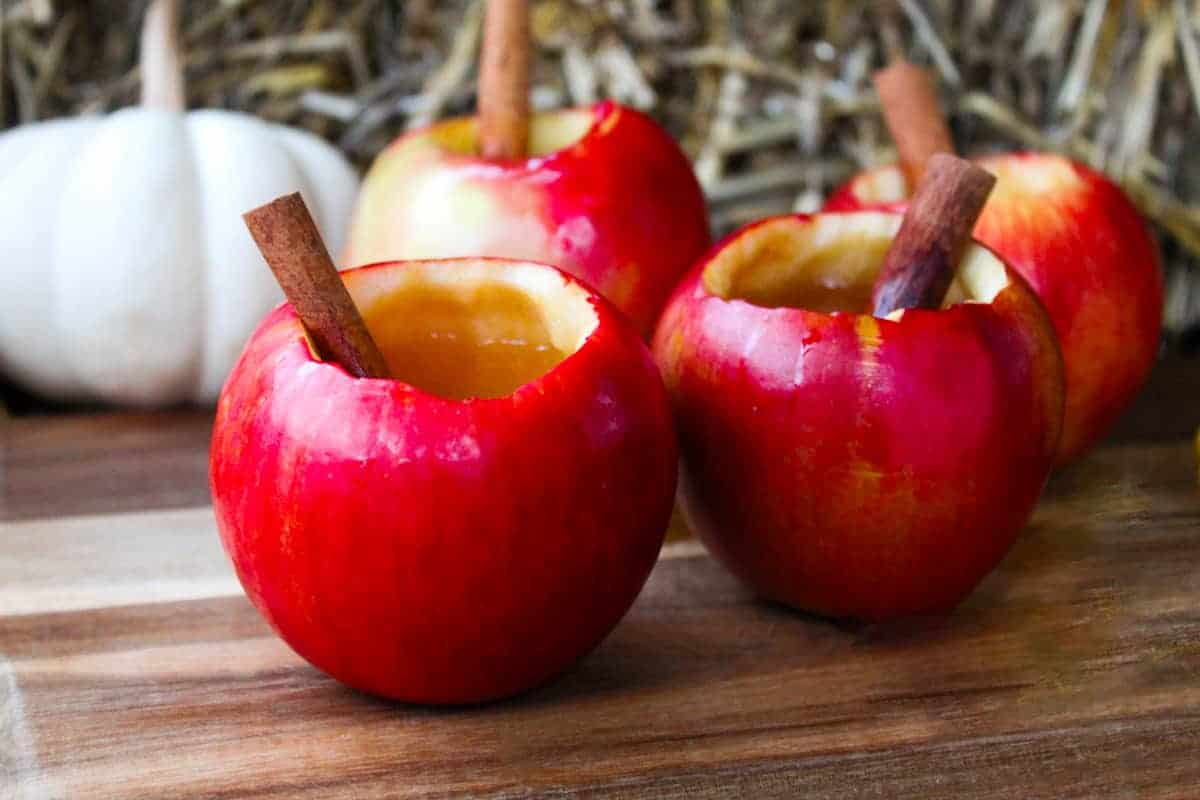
[2,0,1198,354]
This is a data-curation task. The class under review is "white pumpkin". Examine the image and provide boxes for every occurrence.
[0,0,359,406]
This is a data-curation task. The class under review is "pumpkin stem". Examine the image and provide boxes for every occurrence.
[140,0,185,111]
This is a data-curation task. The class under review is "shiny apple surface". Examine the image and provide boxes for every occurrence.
[653,212,1064,620]
[212,258,678,703]
[346,102,711,336]
[828,153,1162,464]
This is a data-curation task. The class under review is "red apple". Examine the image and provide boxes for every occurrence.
[344,101,712,337]
[827,152,1162,464]
[210,257,678,704]
[652,211,1064,621]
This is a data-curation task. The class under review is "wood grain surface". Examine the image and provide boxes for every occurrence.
[3,410,214,522]
[2,404,1199,797]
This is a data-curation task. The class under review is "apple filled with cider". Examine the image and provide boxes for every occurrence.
[211,255,677,704]
[652,210,1064,620]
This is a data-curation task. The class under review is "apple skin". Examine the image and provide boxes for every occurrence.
[827,152,1162,465]
[652,212,1064,621]
[344,100,712,337]
[210,259,678,705]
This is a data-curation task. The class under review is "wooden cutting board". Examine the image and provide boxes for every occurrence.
[2,410,1199,798]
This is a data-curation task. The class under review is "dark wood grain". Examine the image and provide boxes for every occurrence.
[2,410,214,522]
[1,439,1198,798]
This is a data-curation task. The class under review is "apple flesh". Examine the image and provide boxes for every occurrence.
[344,101,712,337]
[210,258,678,704]
[827,152,1162,464]
[652,211,1064,621]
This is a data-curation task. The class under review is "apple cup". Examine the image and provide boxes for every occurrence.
[210,258,678,704]
[344,101,712,336]
[827,153,1162,465]
[652,211,1065,621]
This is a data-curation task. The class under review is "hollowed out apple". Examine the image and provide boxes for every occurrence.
[652,211,1065,621]
[211,258,678,704]
[344,101,712,337]
[827,153,1162,464]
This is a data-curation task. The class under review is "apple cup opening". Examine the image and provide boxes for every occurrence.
[847,154,1085,209]
[327,259,598,400]
[846,165,910,206]
[426,105,603,162]
[700,211,1009,317]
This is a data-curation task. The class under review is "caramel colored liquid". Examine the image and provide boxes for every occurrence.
[362,283,568,400]
[720,234,882,314]
[741,280,875,314]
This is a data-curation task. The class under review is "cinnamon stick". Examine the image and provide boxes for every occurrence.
[873,59,954,189]
[243,193,390,379]
[478,0,530,160]
[870,154,996,317]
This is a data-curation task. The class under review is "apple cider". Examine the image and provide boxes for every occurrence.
[361,282,568,400]
[707,223,892,315]
[744,279,875,315]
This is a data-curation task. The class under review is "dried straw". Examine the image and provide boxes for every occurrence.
[0,0,1197,347]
